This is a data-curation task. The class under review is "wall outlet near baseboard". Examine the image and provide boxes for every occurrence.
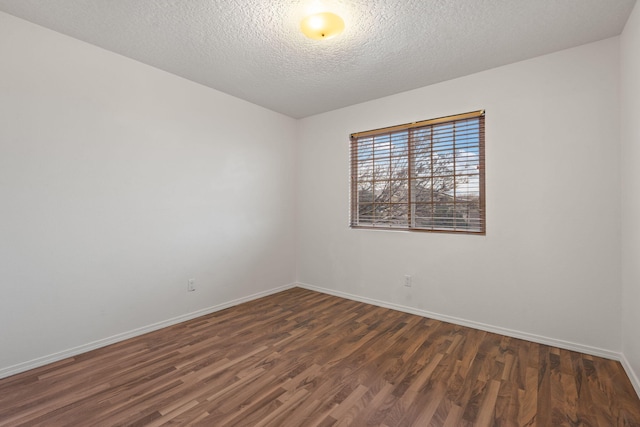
[404,275,412,287]
[187,278,196,292]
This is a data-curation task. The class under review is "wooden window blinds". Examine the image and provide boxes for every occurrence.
[350,110,485,234]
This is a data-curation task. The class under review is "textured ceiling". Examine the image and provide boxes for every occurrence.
[0,0,636,118]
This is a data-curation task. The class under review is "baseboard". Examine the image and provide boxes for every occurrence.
[620,353,640,399]
[297,282,622,362]
[0,283,297,380]
[3,281,631,389]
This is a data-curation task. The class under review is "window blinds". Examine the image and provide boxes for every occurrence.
[350,110,485,234]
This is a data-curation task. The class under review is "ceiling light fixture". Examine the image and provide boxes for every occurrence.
[300,12,344,40]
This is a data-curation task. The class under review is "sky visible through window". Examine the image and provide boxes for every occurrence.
[353,117,482,232]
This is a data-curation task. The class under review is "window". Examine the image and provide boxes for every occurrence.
[350,110,485,234]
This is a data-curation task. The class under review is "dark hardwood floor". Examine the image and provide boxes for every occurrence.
[0,287,639,426]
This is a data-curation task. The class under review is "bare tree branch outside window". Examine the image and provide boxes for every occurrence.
[350,111,485,234]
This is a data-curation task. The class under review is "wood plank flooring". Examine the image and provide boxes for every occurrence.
[1,287,639,426]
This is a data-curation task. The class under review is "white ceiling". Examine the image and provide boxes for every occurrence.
[0,0,636,118]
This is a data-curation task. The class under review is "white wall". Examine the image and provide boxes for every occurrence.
[0,12,297,375]
[297,38,622,355]
[1,6,634,386]
[621,1,640,394]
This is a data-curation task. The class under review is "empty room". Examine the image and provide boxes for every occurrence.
[1,0,640,425]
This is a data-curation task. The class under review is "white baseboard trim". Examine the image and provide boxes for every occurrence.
[0,283,297,380]
[297,282,622,362]
[620,353,640,399]
[5,280,637,400]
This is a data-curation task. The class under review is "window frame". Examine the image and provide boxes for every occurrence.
[350,110,485,235]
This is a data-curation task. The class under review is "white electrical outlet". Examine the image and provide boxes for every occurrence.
[404,275,412,287]
[187,278,196,292]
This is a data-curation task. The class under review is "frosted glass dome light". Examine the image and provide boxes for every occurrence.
[300,12,344,40]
